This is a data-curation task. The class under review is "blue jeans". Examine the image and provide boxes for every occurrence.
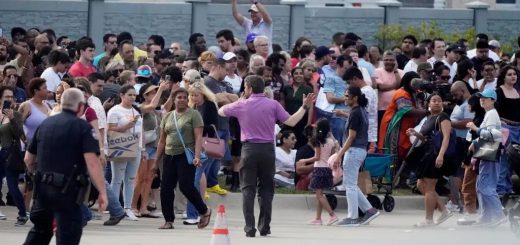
[110,153,141,209]
[343,147,372,219]
[477,160,506,223]
[0,148,26,217]
[330,117,347,145]
[186,157,216,219]
[105,180,125,217]
[497,123,520,195]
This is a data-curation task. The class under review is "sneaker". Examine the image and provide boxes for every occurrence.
[176,211,188,220]
[125,209,139,221]
[104,214,125,226]
[414,220,435,228]
[445,201,460,213]
[308,219,323,225]
[183,218,199,225]
[336,218,360,227]
[359,208,380,225]
[0,211,6,220]
[457,213,478,226]
[327,215,339,226]
[15,216,29,226]
[435,210,453,225]
[207,185,228,195]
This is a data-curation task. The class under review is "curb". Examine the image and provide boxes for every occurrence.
[206,192,445,211]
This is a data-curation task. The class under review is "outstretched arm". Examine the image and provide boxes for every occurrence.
[232,0,245,26]
[255,1,272,25]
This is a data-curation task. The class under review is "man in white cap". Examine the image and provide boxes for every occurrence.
[231,0,272,54]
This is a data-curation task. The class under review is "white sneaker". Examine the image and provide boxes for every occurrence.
[445,201,460,212]
[436,210,453,225]
[0,211,6,220]
[125,209,139,221]
[457,213,478,226]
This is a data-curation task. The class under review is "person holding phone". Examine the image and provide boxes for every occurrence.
[0,86,28,225]
[375,51,404,128]
[107,85,144,221]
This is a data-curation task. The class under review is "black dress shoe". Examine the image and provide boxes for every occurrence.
[245,230,256,237]
[260,230,271,236]
[103,214,125,226]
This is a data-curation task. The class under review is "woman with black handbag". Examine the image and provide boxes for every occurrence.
[466,88,506,226]
[406,93,454,227]
[0,86,28,226]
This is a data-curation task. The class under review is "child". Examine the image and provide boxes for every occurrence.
[297,118,339,225]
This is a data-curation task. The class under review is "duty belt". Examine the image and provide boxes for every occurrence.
[39,172,66,188]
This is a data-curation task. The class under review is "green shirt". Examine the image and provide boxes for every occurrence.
[161,109,204,156]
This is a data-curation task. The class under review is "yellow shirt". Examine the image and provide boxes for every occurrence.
[113,47,148,62]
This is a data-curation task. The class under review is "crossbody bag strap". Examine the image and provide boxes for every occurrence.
[173,111,187,149]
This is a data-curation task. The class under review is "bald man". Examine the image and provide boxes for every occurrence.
[449,80,475,216]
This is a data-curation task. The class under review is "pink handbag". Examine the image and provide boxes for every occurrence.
[203,125,225,159]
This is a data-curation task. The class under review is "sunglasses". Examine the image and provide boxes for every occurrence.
[331,55,337,60]
[440,75,451,80]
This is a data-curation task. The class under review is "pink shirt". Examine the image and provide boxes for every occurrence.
[223,94,290,143]
[68,61,97,77]
[315,137,335,168]
[375,68,404,110]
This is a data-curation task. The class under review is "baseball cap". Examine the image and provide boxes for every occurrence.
[222,52,237,61]
[136,65,152,78]
[446,44,464,53]
[488,40,500,49]
[246,33,258,43]
[417,63,433,72]
[476,89,497,100]
[248,4,258,12]
[315,46,334,59]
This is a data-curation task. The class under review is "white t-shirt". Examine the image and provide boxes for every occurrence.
[450,100,474,138]
[107,104,143,147]
[360,67,373,87]
[476,78,497,91]
[427,56,444,66]
[478,108,502,143]
[40,67,63,93]
[467,49,500,62]
[361,85,378,143]
[403,59,418,73]
[275,147,296,173]
[224,74,242,94]
[241,18,273,54]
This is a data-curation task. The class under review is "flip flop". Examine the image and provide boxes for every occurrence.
[158,222,174,229]
[197,209,212,229]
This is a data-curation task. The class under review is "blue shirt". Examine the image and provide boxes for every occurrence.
[358,58,376,78]
[93,53,106,68]
[15,87,27,104]
[322,73,348,112]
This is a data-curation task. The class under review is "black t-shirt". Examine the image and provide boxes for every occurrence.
[204,76,233,131]
[419,112,450,139]
[295,144,315,183]
[345,106,368,148]
[195,100,219,137]
[496,86,520,123]
[29,110,99,175]
[396,54,410,70]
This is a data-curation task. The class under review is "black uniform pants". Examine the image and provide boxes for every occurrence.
[24,184,83,245]
[160,153,208,223]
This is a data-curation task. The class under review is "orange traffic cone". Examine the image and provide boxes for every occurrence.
[210,205,231,245]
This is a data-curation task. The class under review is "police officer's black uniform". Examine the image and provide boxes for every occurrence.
[24,109,99,245]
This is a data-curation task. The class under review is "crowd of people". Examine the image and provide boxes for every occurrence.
[0,1,519,242]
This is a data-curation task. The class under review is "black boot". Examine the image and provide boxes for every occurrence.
[230,172,240,192]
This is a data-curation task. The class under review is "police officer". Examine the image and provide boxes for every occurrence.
[23,88,108,245]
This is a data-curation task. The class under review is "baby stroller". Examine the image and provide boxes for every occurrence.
[324,153,397,212]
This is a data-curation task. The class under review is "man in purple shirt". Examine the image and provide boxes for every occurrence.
[219,75,315,237]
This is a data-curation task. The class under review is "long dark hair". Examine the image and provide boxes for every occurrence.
[291,37,311,58]
[311,118,330,147]
[454,58,474,82]
[278,130,294,147]
[496,65,519,87]
[347,86,368,108]
[467,94,485,120]
[400,71,420,95]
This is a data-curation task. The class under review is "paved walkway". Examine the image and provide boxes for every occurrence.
[0,198,516,245]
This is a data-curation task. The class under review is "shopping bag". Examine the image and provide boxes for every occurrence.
[107,131,140,161]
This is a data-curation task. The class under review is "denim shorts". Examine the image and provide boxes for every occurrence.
[145,146,157,160]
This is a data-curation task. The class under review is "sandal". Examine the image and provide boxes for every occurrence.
[197,209,212,229]
[158,222,174,229]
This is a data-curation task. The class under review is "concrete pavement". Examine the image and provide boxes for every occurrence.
[0,193,517,245]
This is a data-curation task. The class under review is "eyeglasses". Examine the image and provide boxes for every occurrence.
[440,75,451,80]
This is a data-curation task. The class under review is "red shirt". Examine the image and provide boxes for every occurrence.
[84,107,98,123]
[68,61,97,77]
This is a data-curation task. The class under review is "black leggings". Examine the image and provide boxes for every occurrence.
[160,153,208,222]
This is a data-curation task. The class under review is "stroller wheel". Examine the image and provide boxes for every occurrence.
[383,195,395,212]
[326,194,338,211]
[367,194,382,210]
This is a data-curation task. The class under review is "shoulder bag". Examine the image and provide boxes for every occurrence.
[173,111,207,165]
[473,130,501,162]
[202,124,225,159]
[143,112,158,144]
[432,115,457,156]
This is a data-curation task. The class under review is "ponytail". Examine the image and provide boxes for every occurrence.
[358,93,368,108]
[347,86,368,108]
